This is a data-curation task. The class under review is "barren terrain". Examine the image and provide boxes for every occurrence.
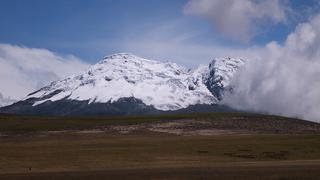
[0,113,320,179]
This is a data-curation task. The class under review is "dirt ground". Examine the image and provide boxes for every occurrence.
[0,131,320,179]
[1,113,320,179]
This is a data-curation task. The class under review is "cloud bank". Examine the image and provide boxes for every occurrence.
[0,44,89,105]
[184,0,287,42]
[223,14,320,122]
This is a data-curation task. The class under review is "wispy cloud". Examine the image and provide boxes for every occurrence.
[114,20,261,68]
[0,44,89,104]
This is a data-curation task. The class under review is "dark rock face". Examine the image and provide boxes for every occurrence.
[204,69,225,101]
[0,97,153,116]
[204,57,245,101]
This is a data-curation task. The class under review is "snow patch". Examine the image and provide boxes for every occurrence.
[27,53,242,111]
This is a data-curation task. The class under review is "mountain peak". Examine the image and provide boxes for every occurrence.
[99,53,158,66]
[102,52,138,60]
[1,53,247,115]
[25,54,219,111]
[205,57,246,100]
[209,57,245,69]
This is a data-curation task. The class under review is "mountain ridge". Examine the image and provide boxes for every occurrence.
[0,53,246,115]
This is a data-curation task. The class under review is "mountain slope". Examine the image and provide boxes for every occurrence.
[0,53,245,115]
[27,53,217,111]
[0,93,16,107]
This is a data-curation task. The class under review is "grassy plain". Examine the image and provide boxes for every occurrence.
[0,113,320,179]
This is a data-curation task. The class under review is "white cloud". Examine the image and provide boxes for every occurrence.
[0,92,16,107]
[0,44,89,105]
[223,14,320,122]
[183,0,287,42]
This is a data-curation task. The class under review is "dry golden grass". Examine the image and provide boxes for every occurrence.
[0,132,320,179]
[0,113,320,179]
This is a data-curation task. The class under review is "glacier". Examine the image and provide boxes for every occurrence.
[25,53,245,111]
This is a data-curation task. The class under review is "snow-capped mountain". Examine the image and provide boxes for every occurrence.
[0,53,246,115]
[27,53,216,110]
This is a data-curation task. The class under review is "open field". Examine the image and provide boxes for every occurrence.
[0,113,320,179]
[0,112,319,134]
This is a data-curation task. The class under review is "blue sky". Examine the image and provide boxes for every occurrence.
[0,0,320,65]
[0,0,189,63]
[1,0,320,121]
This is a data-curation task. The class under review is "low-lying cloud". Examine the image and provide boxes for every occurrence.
[223,14,320,122]
[184,0,287,42]
[0,44,89,105]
